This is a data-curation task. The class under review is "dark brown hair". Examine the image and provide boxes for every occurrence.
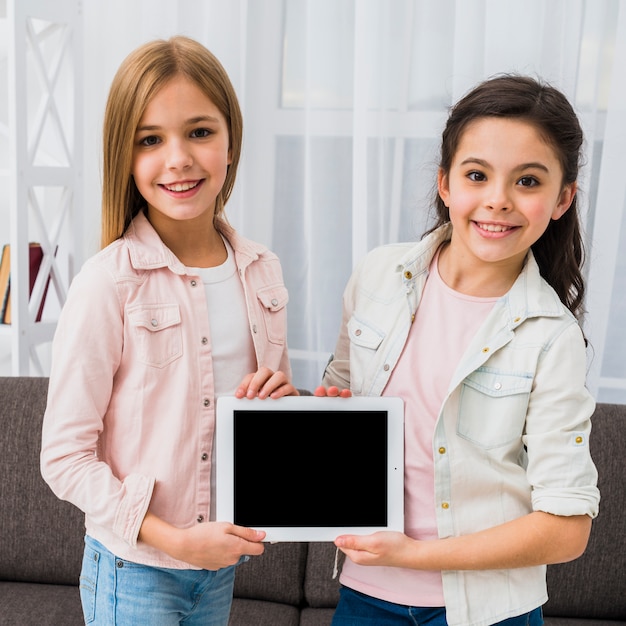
[430,74,586,320]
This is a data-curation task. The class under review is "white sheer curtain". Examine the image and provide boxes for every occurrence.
[81,0,626,401]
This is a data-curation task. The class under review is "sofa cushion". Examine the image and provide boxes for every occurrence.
[544,403,626,621]
[229,598,300,626]
[543,617,626,626]
[300,606,336,626]
[0,582,84,625]
[0,377,84,585]
[233,542,307,606]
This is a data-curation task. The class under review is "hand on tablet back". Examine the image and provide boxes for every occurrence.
[235,366,300,399]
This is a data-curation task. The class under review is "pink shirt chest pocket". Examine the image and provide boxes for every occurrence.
[127,303,183,368]
[256,285,288,345]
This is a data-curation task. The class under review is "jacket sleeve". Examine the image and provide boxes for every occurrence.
[524,321,599,518]
[322,264,361,390]
[40,260,155,547]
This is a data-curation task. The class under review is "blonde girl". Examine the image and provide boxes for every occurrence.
[41,36,296,625]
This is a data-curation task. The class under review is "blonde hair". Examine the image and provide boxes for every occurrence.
[100,36,243,248]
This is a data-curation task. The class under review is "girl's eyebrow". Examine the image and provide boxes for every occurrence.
[187,115,221,125]
[459,157,549,173]
[136,115,221,133]
[517,162,550,173]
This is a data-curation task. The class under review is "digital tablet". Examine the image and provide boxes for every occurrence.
[215,395,404,542]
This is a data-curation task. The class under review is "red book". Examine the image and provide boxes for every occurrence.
[0,245,10,322]
[2,243,52,324]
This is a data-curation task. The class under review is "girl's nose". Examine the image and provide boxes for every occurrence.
[484,182,511,211]
[166,140,193,170]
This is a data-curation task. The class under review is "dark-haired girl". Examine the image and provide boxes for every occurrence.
[320,75,599,626]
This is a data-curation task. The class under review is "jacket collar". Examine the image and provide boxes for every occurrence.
[398,223,568,328]
[501,251,568,326]
[124,211,268,274]
[395,223,453,279]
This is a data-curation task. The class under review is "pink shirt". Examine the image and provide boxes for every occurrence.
[40,212,290,569]
[339,247,496,606]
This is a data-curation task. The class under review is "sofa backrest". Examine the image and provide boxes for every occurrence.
[233,542,308,606]
[543,402,626,620]
[0,376,84,586]
[303,542,341,608]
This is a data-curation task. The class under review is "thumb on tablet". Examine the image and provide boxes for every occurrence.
[232,525,266,543]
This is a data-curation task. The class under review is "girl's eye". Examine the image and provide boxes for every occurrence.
[140,135,160,146]
[518,176,539,187]
[467,171,486,182]
[191,128,212,138]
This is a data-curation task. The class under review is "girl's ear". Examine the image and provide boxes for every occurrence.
[437,169,450,206]
[552,182,577,220]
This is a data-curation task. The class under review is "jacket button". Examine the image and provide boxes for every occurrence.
[441,502,450,510]
[190,280,197,287]
[383,364,390,371]
[201,336,208,345]
[201,452,208,461]
[482,347,490,353]
[197,515,204,523]
[151,318,158,327]
[355,329,362,336]
[404,270,412,280]
[271,298,278,306]
[438,447,446,455]
[203,398,210,407]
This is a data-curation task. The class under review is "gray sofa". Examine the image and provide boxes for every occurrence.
[0,376,624,625]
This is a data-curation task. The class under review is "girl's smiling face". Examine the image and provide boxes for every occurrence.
[437,117,576,289]
[131,75,231,229]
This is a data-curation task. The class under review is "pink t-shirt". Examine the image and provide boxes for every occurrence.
[339,246,497,606]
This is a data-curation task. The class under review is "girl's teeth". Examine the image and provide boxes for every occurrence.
[479,223,512,232]
[166,181,198,192]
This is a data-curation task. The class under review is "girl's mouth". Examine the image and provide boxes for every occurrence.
[475,222,517,233]
[162,180,201,192]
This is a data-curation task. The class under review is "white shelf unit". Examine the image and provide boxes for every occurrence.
[0,0,83,375]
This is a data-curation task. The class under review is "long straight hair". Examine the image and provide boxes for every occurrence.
[101,36,243,248]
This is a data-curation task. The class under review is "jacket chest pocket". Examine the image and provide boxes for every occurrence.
[457,368,532,449]
[346,315,387,393]
[347,315,385,351]
[256,285,288,345]
[127,304,182,368]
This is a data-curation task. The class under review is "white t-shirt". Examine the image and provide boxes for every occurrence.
[187,238,256,521]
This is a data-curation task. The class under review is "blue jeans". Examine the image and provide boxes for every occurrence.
[80,536,238,625]
[332,586,544,625]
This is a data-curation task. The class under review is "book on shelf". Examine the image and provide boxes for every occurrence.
[0,242,53,324]
[0,245,10,323]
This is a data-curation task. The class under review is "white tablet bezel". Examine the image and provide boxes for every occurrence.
[215,395,404,542]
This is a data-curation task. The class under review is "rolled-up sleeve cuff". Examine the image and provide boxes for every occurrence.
[532,487,600,519]
[113,473,156,547]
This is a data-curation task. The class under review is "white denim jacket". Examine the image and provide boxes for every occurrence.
[323,224,599,626]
